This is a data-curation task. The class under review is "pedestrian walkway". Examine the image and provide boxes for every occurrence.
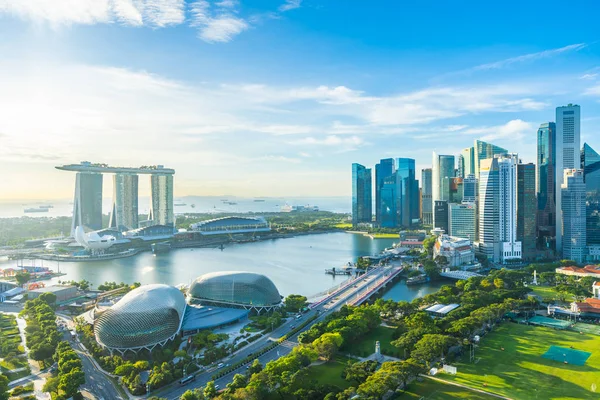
[422,375,512,399]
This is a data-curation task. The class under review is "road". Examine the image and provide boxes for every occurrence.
[58,317,125,400]
[158,263,403,400]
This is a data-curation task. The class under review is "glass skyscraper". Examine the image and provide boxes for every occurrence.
[449,203,476,240]
[380,176,397,228]
[555,104,581,253]
[351,163,372,226]
[395,158,419,227]
[561,169,586,263]
[582,143,600,250]
[375,158,395,225]
[462,174,477,203]
[536,122,556,250]
[432,152,455,228]
[474,139,508,179]
[421,168,433,225]
[434,200,449,234]
[517,163,537,260]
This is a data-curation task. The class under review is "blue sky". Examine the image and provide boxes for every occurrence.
[1,0,600,199]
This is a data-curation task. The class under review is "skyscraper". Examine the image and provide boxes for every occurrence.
[477,155,521,263]
[555,104,581,253]
[474,139,508,179]
[561,169,586,263]
[395,158,419,227]
[517,163,536,260]
[432,152,454,227]
[375,158,395,224]
[461,147,475,177]
[109,173,139,231]
[379,176,397,228]
[421,168,433,225]
[149,174,174,227]
[536,122,556,251]
[449,203,476,241]
[434,200,449,234]
[71,172,103,234]
[462,174,477,203]
[352,163,372,226]
[442,177,463,204]
[582,143,600,259]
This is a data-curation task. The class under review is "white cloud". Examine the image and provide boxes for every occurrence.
[580,73,598,80]
[472,43,587,72]
[584,85,600,96]
[190,0,248,43]
[279,0,302,12]
[461,119,533,141]
[0,0,185,27]
[291,135,364,146]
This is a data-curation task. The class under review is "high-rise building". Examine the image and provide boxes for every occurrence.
[477,155,521,263]
[457,154,464,178]
[379,176,397,228]
[109,173,139,231]
[474,139,508,179]
[461,147,475,177]
[561,169,586,263]
[463,174,477,203]
[449,202,476,241]
[149,174,174,227]
[375,158,395,224]
[71,172,103,234]
[537,122,556,251]
[351,163,372,226]
[582,143,600,259]
[517,163,537,260]
[432,152,455,226]
[555,104,581,253]
[421,168,433,225]
[395,158,419,227]
[442,177,463,204]
[434,200,449,234]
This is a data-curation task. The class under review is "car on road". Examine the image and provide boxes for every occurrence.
[215,384,220,390]
[290,325,295,329]
[217,362,225,368]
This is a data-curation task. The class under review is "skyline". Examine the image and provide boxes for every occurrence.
[2,1,600,199]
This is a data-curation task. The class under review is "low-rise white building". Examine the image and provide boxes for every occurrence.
[433,235,475,267]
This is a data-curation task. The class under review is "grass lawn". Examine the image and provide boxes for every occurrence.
[0,356,29,371]
[370,233,400,238]
[334,223,353,229]
[399,378,496,399]
[5,368,31,382]
[347,325,399,358]
[439,323,600,400]
[306,355,354,390]
[529,285,560,300]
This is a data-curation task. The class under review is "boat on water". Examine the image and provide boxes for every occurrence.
[38,205,54,209]
[226,201,237,205]
[253,199,265,202]
[151,241,171,255]
[24,207,49,213]
[191,204,196,208]
[406,274,429,285]
[174,203,186,207]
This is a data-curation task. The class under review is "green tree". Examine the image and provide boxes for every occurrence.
[42,376,59,396]
[180,389,204,400]
[58,368,85,399]
[0,374,8,400]
[423,236,436,254]
[38,292,57,305]
[203,381,217,399]
[225,373,247,394]
[247,359,262,376]
[410,334,456,368]
[312,332,344,361]
[15,272,31,286]
[422,260,440,280]
[284,294,308,313]
[344,360,378,384]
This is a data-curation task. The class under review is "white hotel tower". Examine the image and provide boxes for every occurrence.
[477,154,521,263]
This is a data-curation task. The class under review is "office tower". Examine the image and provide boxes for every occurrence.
[461,147,475,177]
[478,155,521,263]
[71,172,103,234]
[463,174,477,203]
[561,169,586,263]
[395,158,419,227]
[109,173,139,231]
[537,122,556,250]
[379,176,397,228]
[149,174,174,226]
[582,143,600,259]
[375,158,395,224]
[421,168,433,225]
[555,104,581,253]
[517,163,536,260]
[432,152,455,226]
[441,177,463,203]
[351,163,372,226]
[434,200,449,234]
[458,154,464,178]
[474,139,508,179]
[449,203,476,241]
